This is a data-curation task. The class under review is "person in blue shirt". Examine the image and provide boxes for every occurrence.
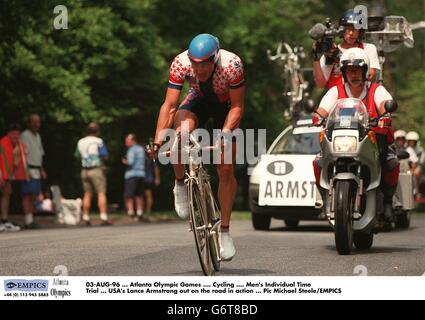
[122,134,146,221]
[144,138,161,214]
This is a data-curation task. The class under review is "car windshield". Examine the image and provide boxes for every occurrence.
[326,98,369,131]
[270,127,321,155]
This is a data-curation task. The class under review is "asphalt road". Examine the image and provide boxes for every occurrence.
[1,214,424,276]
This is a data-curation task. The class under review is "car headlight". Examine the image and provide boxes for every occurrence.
[333,136,357,153]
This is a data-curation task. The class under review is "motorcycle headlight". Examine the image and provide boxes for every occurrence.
[333,136,357,153]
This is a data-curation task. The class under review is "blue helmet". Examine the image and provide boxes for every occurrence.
[188,33,220,63]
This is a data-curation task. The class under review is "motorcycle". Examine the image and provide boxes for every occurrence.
[310,98,397,255]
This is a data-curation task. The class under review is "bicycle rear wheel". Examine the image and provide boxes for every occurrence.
[188,179,213,276]
[204,180,221,272]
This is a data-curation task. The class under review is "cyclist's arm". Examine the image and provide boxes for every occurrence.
[154,88,181,145]
[223,86,245,132]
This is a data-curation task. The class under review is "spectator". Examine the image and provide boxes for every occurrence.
[21,114,47,229]
[406,131,424,198]
[0,124,29,232]
[406,131,425,165]
[122,134,146,221]
[393,130,407,154]
[144,138,160,214]
[75,122,111,226]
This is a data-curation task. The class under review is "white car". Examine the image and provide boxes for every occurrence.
[249,117,324,230]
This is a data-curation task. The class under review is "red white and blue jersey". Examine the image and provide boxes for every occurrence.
[168,49,245,103]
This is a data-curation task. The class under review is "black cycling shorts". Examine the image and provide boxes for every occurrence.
[179,96,231,129]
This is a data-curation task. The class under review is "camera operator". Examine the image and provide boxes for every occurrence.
[312,9,380,89]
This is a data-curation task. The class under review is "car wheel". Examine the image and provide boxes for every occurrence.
[252,212,271,230]
[284,220,299,228]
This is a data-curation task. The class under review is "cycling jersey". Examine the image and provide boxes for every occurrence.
[168,49,245,104]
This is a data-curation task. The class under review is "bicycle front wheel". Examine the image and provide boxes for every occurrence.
[188,179,213,276]
[204,181,221,272]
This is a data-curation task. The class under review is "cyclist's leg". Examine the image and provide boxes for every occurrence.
[217,161,237,229]
[172,93,209,219]
[214,103,237,260]
[217,160,237,261]
[173,92,209,180]
[212,102,237,229]
[173,110,198,180]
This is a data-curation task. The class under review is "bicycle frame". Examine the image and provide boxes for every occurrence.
[186,134,221,264]
[169,132,222,275]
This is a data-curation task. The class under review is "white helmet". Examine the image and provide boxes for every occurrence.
[406,131,419,141]
[340,47,370,82]
[394,130,406,139]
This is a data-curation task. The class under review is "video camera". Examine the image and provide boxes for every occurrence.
[308,18,340,64]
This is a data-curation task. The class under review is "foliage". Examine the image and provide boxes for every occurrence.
[0,0,423,210]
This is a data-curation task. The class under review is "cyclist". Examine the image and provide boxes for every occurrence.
[313,9,380,89]
[149,34,245,261]
[312,47,398,223]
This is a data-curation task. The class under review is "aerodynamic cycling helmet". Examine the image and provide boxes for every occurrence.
[188,33,220,63]
[340,47,370,82]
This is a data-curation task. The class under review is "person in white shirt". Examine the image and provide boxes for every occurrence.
[312,9,380,89]
[75,122,111,226]
[313,48,398,223]
[21,114,47,229]
[406,131,424,197]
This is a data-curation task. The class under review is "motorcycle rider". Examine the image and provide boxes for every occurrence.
[312,47,399,223]
[313,9,380,89]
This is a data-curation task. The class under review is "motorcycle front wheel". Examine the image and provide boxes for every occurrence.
[334,180,355,255]
[353,232,374,250]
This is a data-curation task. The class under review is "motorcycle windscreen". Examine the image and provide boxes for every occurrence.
[326,98,369,132]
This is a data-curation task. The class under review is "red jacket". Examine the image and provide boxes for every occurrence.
[0,135,29,181]
[336,82,394,144]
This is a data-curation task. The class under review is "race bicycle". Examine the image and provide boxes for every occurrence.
[160,132,222,276]
[267,42,312,125]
